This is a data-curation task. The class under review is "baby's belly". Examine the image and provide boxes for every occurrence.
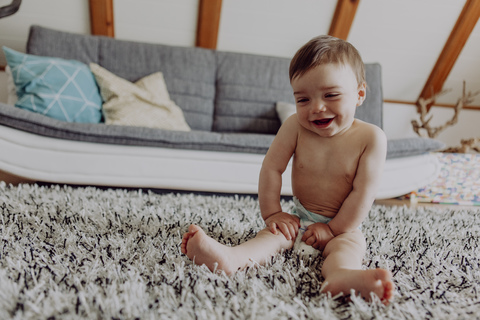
[291,171,353,218]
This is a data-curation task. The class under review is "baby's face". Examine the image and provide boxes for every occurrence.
[291,63,366,138]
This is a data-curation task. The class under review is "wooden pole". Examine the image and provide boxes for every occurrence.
[417,0,480,111]
[88,0,115,37]
[328,0,360,40]
[196,0,223,49]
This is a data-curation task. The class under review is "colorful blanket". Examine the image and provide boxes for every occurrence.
[401,153,480,206]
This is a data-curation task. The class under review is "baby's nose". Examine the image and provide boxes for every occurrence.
[312,102,327,113]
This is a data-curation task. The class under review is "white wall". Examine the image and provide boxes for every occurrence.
[114,0,198,46]
[0,0,479,148]
[0,0,90,64]
[217,0,336,58]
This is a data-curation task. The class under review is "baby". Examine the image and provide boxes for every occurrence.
[181,35,395,304]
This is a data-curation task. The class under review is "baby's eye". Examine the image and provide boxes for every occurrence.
[325,93,340,98]
[296,98,309,103]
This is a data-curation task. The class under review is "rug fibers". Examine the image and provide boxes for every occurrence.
[0,182,479,319]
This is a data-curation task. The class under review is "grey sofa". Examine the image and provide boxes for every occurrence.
[0,25,444,198]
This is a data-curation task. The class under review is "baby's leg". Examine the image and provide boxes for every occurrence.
[181,224,294,275]
[321,230,395,304]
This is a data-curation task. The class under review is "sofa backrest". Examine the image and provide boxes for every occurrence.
[26,25,383,134]
[214,51,294,134]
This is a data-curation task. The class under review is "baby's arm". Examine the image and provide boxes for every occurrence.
[328,124,387,236]
[259,115,300,241]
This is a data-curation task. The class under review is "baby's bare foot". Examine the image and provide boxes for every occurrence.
[322,268,395,304]
[181,224,239,275]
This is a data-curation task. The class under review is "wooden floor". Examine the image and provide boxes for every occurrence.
[0,170,35,185]
[374,198,478,209]
[375,198,426,207]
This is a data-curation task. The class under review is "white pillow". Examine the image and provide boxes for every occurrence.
[275,101,296,124]
[5,65,18,105]
[90,63,191,131]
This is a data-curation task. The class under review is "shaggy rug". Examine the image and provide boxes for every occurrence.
[0,183,479,319]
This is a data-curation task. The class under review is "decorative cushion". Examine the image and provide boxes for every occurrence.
[5,66,18,105]
[90,63,191,131]
[276,101,296,123]
[2,46,102,123]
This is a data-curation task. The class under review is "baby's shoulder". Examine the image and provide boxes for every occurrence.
[351,119,386,140]
[280,114,303,134]
[350,120,387,155]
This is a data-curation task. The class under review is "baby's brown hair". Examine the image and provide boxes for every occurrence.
[289,35,365,86]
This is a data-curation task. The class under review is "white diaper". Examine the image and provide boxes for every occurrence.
[291,197,332,257]
[294,219,319,256]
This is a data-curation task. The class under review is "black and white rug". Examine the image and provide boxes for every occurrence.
[0,183,479,319]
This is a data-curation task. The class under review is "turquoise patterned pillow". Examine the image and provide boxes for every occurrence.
[2,46,102,123]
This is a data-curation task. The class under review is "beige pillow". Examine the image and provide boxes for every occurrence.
[5,65,18,105]
[90,63,191,131]
[276,101,296,124]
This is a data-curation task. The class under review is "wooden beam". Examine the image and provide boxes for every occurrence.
[88,0,115,37]
[328,0,360,40]
[196,0,222,49]
[384,99,480,111]
[417,0,480,110]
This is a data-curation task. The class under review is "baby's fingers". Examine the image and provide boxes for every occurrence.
[291,219,300,234]
[292,215,301,228]
[302,229,313,242]
[288,222,299,239]
[285,220,298,238]
[269,223,278,235]
[312,239,323,249]
[303,234,316,246]
[278,223,294,241]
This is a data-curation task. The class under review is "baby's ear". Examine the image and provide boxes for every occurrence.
[356,82,367,107]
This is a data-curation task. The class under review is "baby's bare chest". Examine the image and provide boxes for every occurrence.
[293,141,362,181]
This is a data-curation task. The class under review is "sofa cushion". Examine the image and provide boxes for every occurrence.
[26,25,216,131]
[90,63,190,131]
[387,138,445,159]
[0,104,274,154]
[3,46,103,123]
[214,52,294,134]
[362,63,383,129]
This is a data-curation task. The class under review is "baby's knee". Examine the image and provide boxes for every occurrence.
[257,227,289,239]
[257,228,295,249]
[323,232,366,256]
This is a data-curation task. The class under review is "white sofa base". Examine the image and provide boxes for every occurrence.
[0,125,440,199]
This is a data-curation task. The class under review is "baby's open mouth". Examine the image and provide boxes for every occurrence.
[313,118,333,126]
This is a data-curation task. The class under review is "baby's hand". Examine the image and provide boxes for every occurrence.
[264,212,300,241]
[301,222,335,249]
